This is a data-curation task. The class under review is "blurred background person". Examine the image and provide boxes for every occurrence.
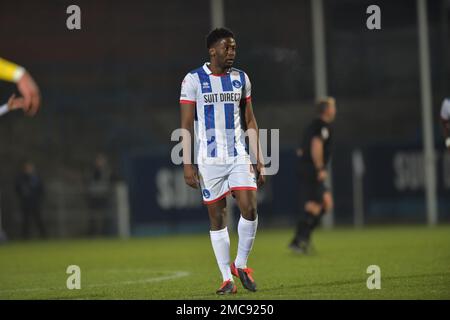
[440,97,450,151]
[289,97,336,254]
[15,161,46,239]
[86,153,113,237]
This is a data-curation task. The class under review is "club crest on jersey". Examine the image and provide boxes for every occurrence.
[202,82,210,90]
[202,189,211,199]
[232,80,242,89]
[321,127,329,140]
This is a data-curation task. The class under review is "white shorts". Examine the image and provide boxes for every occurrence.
[198,162,257,204]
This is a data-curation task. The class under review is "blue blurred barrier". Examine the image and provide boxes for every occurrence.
[123,146,450,235]
[361,146,450,223]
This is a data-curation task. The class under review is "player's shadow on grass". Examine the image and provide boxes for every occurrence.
[260,271,450,293]
[188,272,450,299]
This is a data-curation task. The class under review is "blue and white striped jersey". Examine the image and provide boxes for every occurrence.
[180,63,252,165]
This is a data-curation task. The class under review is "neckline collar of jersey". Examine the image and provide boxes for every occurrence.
[203,63,231,77]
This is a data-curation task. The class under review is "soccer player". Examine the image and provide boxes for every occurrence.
[179,28,265,294]
[0,57,41,116]
[440,97,450,150]
[289,97,336,254]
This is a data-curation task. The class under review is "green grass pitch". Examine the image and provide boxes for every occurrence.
[0,225,449,299]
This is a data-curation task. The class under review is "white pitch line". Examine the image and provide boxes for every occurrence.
[0,270,190,295]
[88,271,190,288]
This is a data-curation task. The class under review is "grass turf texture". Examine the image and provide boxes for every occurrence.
[0,225,449,299]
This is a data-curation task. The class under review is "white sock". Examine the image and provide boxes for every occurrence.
[210,227,233,282]
[235,215,258,269]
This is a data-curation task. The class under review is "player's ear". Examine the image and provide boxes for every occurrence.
[209,47,216,57]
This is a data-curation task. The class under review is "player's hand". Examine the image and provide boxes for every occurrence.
[7,94,26,111]
[256,162,266,187]
[317,169,327,182]
[184,164,199,189]
[17,71,41,117]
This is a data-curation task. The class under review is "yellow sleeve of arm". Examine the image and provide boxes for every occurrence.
[0,58,25,82]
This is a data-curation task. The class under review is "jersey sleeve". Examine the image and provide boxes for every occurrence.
[0,58,25,83]
[312,124,323,139]
[179,73,197,105]
[312,123,330,141]
[243,72,252,101]
[440,98,450,121]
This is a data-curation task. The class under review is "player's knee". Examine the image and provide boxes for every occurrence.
[305,201,322,215]
[241,204,257,221]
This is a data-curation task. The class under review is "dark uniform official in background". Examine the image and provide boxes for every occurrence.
[290,97,336,254]
[15,161,46,239]
[86,153,113,236]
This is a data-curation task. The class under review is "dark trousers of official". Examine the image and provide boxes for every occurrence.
[88,208,107,236]
[293,165,326,245]
[294,210,324,244]
[21,205,46,239]
[87,197,110,237]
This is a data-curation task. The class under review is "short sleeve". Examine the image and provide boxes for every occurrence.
[313,123,330,141]
[244,73,252,100]
[180,73,197,104]
[440,98,450,120]
[0,57,25,83]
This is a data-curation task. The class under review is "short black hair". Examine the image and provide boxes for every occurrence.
[206,28,234,49]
